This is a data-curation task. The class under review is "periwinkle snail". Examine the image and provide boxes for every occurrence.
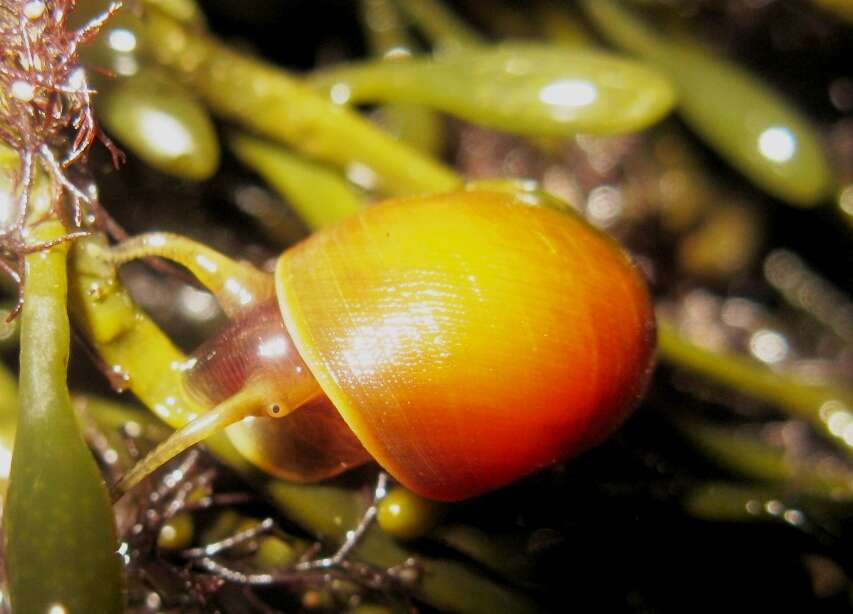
[113,186,656,501]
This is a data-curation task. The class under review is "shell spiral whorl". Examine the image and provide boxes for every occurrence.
[274,189,656,501]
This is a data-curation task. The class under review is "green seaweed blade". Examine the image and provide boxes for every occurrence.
[582,0,834,206]
[4,221,123,614]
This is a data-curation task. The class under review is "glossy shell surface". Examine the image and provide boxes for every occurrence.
[276,190,655,500]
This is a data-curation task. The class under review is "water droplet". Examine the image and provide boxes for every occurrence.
[758,126,797,163]
[23,1,45,20]
[108,365,131,392]
[10,80,35,102]
[586,185,623,228]
[108,29,137,53]
[330,82,351,105]
[764,499,784,516]
[749,329,789,364]
[539,79,598,108]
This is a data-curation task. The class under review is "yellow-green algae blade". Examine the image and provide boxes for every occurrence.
[582,0,834,206]
[230,133,365,231]
[4,211,123,611]
[311,42,676,136]
[99,66,220,180]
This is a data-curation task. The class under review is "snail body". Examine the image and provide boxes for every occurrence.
[183,300,372,482]
[114,188,655,501]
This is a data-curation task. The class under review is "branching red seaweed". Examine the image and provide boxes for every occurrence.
[0,0,123,316]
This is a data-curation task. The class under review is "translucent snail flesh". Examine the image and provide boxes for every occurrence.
[113,188,656,501]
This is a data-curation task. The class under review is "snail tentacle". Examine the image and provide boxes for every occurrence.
[113,384,279,498]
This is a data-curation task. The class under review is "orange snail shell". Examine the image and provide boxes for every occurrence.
[228,189,656,502]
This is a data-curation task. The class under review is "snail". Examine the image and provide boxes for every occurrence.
[112,186,656,501]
